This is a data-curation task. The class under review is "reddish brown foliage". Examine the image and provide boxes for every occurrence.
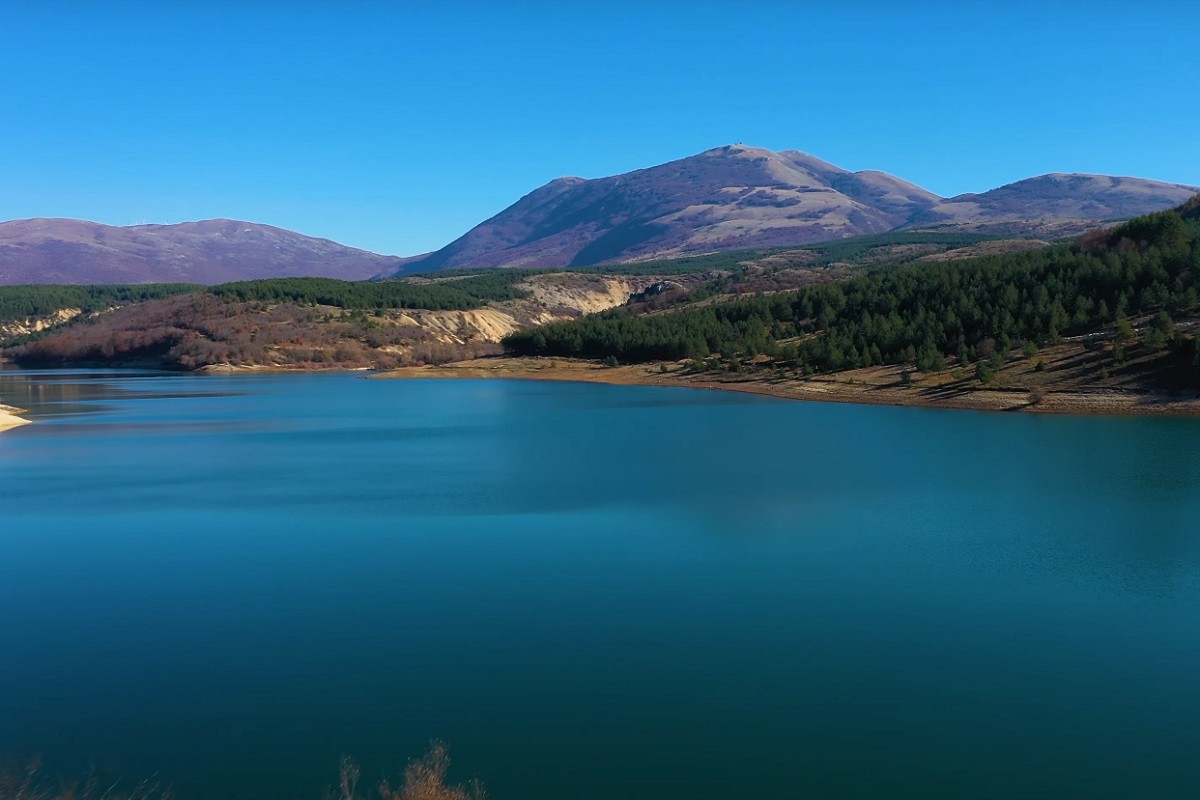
[6,295,498,370]
[333,744,484,800]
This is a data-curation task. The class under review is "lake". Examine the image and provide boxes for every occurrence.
[1,369,1199,799]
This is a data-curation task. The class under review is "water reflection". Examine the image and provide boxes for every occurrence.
[0,368,242,417]
[1,370,1200,800]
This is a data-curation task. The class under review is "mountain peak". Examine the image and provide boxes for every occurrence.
[391,147,1199,274]
[699,143,775,158]
[394,146,939,273]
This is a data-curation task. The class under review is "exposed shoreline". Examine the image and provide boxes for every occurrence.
[0,403,31,433]
[377,357,1200,416]
[4,357,1198,420]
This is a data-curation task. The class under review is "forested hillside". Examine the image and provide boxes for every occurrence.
[0,229,1008,364]
[505,202,1200,375]
[0,274,533,332]
[0,284,200,324]
[6,206,1199,389]
[572,231,999,275]
[210,273,531,309]
[0,272,640,370]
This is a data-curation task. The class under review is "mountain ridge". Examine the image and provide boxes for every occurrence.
[903,172,1200,236]
[389,145,1198,274]
[2,146,1196,285]
[0,217,416,285]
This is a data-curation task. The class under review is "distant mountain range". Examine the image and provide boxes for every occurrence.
[1,145,1195,284]
[0,218,415,285]
[392,145,1198,274]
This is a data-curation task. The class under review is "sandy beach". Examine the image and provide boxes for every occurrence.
[377,357,1200,416]
[0,403,31,433]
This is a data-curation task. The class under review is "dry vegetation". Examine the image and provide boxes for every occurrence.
[3,293,523,371]
[4,294,484,371]
[383,322,1200,416]
[333,744,484,800]
[0,745,482,800]
[1,273,648,371]
[915,238,1051,263]
[0,231,1057,375]
[0,758,174,800]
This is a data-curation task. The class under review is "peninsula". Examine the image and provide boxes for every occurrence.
[0,403,29,433]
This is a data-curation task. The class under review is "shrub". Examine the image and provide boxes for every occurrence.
[339,743,485,800]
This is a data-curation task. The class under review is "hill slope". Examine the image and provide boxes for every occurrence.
[7,198,1199,414]
[905,173,1200,236]
[392,146,1197,273]
[0,218,411,284]
[503,198,1200,384]
[0,272,651,370]
[400,145,943,272]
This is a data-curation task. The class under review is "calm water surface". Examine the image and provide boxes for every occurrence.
[1,369,1199,799]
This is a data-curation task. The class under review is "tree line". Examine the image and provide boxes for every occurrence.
[504,203,1200,373]
[0,272,534,328]
[210,274,530,310]
[0,284,200,324]
[0,230,998,325]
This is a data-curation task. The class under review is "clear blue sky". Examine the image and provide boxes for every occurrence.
[2,0,1197,255]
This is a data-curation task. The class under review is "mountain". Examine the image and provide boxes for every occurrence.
[400,145,940,273]
[904,173,1200,236]
[390,145,1198,274]
[0,218,412,285]
[5,149,1194,285]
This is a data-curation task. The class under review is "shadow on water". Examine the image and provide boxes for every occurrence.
[0,368,245,417]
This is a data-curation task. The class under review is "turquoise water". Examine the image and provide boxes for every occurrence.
[1,369,1199,799]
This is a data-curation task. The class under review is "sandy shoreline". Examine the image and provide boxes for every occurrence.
[0,403,31,433]
[377,357,1200,417]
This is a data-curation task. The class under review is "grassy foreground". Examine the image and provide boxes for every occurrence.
[0,744,483,800]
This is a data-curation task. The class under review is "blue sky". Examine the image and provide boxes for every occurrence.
[2,0,1197,255]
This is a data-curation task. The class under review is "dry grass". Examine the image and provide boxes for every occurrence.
[332,743,484,800]
[0,758,174,800]
[2,744,482,800]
